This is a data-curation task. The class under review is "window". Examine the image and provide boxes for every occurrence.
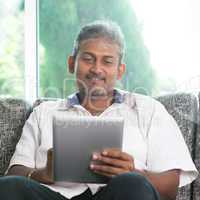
[38,0,155,98]
[2,0,199,101]
[0,0,25,98]
[38,0,200,98]
[131,0,200,95]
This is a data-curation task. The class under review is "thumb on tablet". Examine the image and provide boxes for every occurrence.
[46,148,53,180]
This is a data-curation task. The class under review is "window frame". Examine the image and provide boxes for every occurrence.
[25,0,39,103]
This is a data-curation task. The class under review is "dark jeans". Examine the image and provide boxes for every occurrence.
[0,172,160,200]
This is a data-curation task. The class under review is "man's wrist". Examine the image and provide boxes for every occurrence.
[27,169,37,180]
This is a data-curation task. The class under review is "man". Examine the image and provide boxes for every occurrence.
[0,21,198,200]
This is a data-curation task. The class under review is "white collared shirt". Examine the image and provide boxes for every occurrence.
[8,90,198,198]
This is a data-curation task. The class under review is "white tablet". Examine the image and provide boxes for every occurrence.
[53,115,124,183]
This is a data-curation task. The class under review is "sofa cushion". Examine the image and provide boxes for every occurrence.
[0,98,31,175]
[193,93,200,200]
[157,93,198,200]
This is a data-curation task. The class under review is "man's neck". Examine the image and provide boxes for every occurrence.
[78,91,114,116]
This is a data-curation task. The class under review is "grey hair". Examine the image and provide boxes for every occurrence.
[72,20,125,64]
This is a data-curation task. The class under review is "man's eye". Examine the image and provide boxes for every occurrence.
[104,59,113,65]
[82,57,93,62]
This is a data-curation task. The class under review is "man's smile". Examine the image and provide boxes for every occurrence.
[85,74,105,84]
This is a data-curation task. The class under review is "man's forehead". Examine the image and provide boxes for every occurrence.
[78,37,120,55]
[81,37,118,47]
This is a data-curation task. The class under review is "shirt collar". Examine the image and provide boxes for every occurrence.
[67,89,124,107]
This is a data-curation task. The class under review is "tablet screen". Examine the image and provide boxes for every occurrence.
[53,116,124,183]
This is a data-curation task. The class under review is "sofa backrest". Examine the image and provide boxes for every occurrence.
[157,93,198,200]
[0,99,31,175]
[192,93,200,200]
[0,94,198,200]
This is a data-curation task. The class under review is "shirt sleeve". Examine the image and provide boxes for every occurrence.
[146,101,198,187]
[6,107,40,173]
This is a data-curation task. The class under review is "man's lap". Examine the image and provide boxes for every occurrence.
[0,173,160,200]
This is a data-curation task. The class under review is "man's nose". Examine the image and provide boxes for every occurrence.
[90,60,103,73]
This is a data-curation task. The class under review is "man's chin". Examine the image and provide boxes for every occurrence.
[79,85,114,99]
[90,89,107,98]
[88,86,112,99]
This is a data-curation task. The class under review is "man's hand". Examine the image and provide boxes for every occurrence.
[7,149,54,185]
[32,148,54,184]
[89,148,179,200]
[90,148,134,177]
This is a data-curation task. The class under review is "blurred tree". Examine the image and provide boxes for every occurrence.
[39,0,156,97]
[0,0,24,97]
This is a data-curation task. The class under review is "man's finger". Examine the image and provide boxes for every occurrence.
[102,148,133,161]
[93,170,114,178]
[90,163,126,175]
[93,155,134,171]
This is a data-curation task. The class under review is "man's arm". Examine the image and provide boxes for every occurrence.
[141,169,180,200]
[90,148,180,200]
[6,149,54,185]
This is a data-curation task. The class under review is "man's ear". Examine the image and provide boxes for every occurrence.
[117,63,126,80]
[68,56,75,74]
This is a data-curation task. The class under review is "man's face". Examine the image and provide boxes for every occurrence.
[68,37,125,97]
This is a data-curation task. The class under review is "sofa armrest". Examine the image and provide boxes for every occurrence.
[193,92,200,200]
[0,98,31,175]
[156,92,198,200]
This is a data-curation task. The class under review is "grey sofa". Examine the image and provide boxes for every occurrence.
[0,93,199,200]
[157,93,199,200]
[192,93,200,200]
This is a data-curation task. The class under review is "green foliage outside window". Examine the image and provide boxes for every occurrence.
[0,0,156,98]
[39,0,156,98]
[0,0,24,98]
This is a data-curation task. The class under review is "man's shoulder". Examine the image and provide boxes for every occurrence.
[33,99,68,113]
[118,89,161,110]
